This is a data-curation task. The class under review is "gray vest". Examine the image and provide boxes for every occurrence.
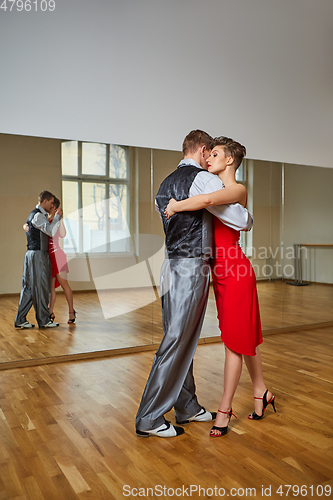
[156,165,206,259]
[26,208,49,251]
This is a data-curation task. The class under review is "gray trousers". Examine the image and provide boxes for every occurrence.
[136,257,210,431]
[15,250,51,328]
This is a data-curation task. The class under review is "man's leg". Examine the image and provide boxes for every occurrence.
[15,254,33,326]
[15,252,33,327]
[136,258,210,432]
[173,361,198,419]
[32,251,52,327]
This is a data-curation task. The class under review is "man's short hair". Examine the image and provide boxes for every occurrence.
[212,136,246,170]
[38,191,54,204]
[182,130,214,156]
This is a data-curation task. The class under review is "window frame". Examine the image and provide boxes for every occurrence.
[235,160,248,254]
[61,141,131,256]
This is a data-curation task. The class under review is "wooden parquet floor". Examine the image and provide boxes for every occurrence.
[0,281,332,366]
[0,326,332,499]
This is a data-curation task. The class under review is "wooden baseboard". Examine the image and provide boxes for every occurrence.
[260,320,333,335]
[0,344,160,371]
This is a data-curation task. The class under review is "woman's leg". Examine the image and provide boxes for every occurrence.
[211,346,243,435]
[244,346,272,416]
[49,277,57,316]
[56,273,75,320]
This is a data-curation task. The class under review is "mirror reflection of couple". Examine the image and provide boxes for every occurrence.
[15,191,76,329]
[136,130,276,438]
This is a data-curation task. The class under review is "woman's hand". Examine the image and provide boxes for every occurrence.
[164,198,179,219]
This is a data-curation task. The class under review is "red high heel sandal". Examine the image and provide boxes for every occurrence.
[210,409,237,437]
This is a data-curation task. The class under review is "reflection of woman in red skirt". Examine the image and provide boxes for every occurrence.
[48,197,76,324]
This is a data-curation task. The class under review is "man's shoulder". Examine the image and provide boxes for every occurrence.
[195,170,214,180]
[192,171,223,188]
[32,209,43,218]
[158,165,202,189]
[28,207,41,220]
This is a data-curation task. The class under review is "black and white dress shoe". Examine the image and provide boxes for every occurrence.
[15,321,35,329]
[42,321,60,328]
[136,421,184,438]
[176,407,217,425]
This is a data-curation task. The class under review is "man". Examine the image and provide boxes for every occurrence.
[15,190,63,329]
[135,130,253,438]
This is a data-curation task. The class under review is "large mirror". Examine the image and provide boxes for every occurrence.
[0,133,332,367]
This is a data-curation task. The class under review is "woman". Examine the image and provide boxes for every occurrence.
[48,197,76,324]
[24,197,76,324]
[165,136,276,437]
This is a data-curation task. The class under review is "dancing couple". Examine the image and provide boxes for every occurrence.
[136,130,276,438]
[15,191,76,329]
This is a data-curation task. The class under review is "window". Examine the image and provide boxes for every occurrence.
[235,161,245,182]
[61,141,131,254]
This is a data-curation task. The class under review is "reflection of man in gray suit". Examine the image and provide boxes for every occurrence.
[136,130,253,438]
[15,191,62,329]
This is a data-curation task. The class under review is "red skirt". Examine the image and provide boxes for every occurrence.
[49,248,69,288]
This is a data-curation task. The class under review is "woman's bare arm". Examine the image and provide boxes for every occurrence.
[59,218,67,238]
[165,184,246,218]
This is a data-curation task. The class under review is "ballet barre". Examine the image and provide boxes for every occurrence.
[287,243,333,286]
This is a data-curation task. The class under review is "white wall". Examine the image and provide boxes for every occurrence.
[0,0,332,168]
[0,134,62,293]
[249,160,333,284]
[283,164,333,284]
